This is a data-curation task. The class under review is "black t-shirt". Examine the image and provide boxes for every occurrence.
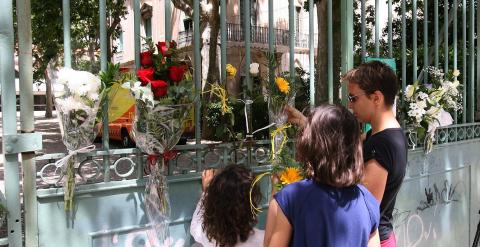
[363,128,407,241]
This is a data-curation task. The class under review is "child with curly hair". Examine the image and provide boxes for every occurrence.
[190,165,264,247]
[265,104,380,247]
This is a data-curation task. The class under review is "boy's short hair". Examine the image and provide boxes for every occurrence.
[342,60,398,106]
[296,104,363,187]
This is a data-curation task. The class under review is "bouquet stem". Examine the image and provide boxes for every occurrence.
[64,157,76,211]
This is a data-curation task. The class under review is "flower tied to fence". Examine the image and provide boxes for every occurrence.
[53,145,96,211]
[401,66,461,153]
[270,123,291,161]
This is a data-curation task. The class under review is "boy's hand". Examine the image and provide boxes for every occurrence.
[202,169,216,192]
[284,105,307,128]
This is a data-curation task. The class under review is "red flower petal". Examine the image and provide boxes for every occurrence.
[140,51,153,67]
[137,67,155,85]
[168,65,186,82]
[150,80,168,98]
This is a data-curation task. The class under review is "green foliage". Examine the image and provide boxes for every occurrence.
[0,203,8,219]
[27,0,127,81]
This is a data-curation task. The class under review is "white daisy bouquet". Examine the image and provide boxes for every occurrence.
[402,66,462,153]
[52,68,103,211]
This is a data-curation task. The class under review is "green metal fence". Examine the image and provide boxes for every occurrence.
[1,0,480,246]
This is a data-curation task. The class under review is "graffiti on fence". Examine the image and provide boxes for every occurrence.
[416,180,460,211]
[393,179,463,247]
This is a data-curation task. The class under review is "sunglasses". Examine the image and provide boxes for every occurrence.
[347,92,367,103]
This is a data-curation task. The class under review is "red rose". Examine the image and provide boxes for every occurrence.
[150,80,168,98]
[140,51,153,67]
[168,65,186,82]
[156,42,169,57]
[137,67,154,85]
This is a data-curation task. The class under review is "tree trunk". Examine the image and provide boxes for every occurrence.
[332,1,342,103]
[205,1,220,86]
[315,1,328,104]
[44,61,53,118]
[315,0,342,104]
[88,39,96,70]
[201,0,221,140]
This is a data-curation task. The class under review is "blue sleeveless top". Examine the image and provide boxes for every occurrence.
[274,179,380,247]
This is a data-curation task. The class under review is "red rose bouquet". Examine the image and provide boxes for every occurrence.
[122,38,195,245]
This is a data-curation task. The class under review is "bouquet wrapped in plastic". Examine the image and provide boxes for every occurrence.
[402,67,461,153]
[124,39,195,245]
[52,68,102,211]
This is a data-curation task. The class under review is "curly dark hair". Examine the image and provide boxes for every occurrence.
[201,165,262,247]
[296,104,364,187]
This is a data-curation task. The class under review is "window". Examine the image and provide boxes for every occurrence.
[141,3,153,38]
[240,0,257,27]
[144,18,152,38]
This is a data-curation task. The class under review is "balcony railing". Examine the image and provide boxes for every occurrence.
[178,23,317,49]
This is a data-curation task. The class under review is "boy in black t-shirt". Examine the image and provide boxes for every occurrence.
[342,61,407,246]
[285,61,407,246]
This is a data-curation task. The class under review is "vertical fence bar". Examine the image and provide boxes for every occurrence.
[289,0,295,83]
[424,0,428,83]
[134,0,141,70]
[361,0,366,61]
[62,0,71,68]
[413,0,418,81]
[375,0,380,57]
[401,0,406,127]
[16,0,38,245]
[469,0,474,122]
[245,0,252,139]
[309,0,315,106]
[165,0,171,41]
[477,0,480,120]
[328,0,333,103]
[193,0,201,155]
[341,0,353,105]
[268,0,274,87]
[444,0,449,73]
[453,0,458,123]
[245,0,251,89]
[462,0,467,123]
[220,0,226,84]
[0,0,22,245]
[388,0,392,58]
[99,0,110,182]
[434,0,439,67]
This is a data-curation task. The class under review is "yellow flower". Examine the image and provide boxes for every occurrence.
[275,77,290,94]
[226,64,237,80]
[279,167,303,185]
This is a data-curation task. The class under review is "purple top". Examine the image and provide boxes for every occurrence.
[275,179,380,247]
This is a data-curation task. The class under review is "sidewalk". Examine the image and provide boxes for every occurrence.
[0,111,65,192]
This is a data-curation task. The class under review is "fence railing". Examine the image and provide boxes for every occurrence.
[178,23,317,49]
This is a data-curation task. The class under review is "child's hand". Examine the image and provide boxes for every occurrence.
[202,169,216,192]
[284,105,307,128]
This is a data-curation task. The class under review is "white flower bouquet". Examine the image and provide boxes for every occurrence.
[402,66,462,153]
[52,68,103,211]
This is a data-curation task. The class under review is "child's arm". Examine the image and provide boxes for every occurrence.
[264,199,291,247]
[367,230,380,247]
